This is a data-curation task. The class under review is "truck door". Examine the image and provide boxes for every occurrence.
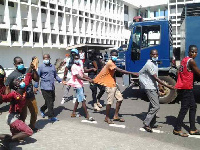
[126,25,162,72]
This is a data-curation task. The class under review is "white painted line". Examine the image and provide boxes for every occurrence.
[188,135,200,139]
[139,128,164,133]
[83,83,89,85]
[81,120,97,124]
[109,124,126,128]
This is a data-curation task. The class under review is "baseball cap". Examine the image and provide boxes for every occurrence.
[71,49,78,54]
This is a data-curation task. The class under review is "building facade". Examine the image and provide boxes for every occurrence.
[0,0,138,69]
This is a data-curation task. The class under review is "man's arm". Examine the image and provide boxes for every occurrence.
[115,67,138,77]
[63,67,68,81]
[76,74,92,82]
[189,59,200,76]
[54,66,62,83]
[152,74,174,89]
[84,60,97,73]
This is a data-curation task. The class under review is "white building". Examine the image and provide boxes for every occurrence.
[0,0,138,69]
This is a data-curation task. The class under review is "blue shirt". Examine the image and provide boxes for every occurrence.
[34,63,62,90]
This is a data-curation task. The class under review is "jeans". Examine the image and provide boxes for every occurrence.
[63,85,71,98]
[174,89,197,131]
[75,87,84,102]
[90,83,105,103]
[20,97,38,129]
[41,90,55,118]
[143,89,160,127]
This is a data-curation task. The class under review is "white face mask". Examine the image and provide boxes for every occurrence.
[152,57,158,62]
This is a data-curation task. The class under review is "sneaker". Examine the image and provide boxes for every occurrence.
[61,97,67,104]
[40,109,45,118]
[49,117,59,122]
[94,103,100,111]
[73,98,77,103]
[97,101,103,108]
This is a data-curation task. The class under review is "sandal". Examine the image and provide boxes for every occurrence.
[143,126,153,133]
[71,114,81,118]
[190,129,200,135]
[104,119,114,124]
[113,117,125,122]
[87,117,95,121]
[173,130,188,137]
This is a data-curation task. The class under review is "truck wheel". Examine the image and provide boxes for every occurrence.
[158,76,177,104]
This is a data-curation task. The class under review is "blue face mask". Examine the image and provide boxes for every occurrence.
[152,57,158,62]
[74,59,80,65]
[19,82,25,89]
[17,64,24,71]
[43,59,50,65]
[111,56,118,62]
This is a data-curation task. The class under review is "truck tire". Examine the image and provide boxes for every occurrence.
[158,76,177,104]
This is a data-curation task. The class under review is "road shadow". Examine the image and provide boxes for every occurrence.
[9,137,37,150]
[0,104,10,113]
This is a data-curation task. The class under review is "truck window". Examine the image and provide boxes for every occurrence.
[141,25,160,48]
[132,26,141,49]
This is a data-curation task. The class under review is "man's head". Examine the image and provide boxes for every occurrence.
[188,45,198,59]
[74,54,81,65]
[0,68,5,80]
[14,56,24,71]
[110,50,118,62]
[150,49,158,62]
[13,78,26,91]
[88,49,95,59]
[43,54,50,65]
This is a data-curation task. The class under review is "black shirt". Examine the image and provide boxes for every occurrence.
[84,59,96,79]
[5,68,35,99]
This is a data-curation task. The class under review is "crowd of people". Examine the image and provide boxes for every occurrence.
[0,45,200,148]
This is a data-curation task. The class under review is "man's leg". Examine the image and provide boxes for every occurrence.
[105,87,115,123]
[113,88,124,120]
[143,89,160,127]
[97,85,105,108]
[27,97,38,130]
[19,104,27,122]
[61,85,71,104]
[188,90,197,131]
[41,90,48,113]
[174,90,190,131]
[90,84,100,110]
[47,90,55,118]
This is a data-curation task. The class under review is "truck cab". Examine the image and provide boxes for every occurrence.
[125,20,177,104]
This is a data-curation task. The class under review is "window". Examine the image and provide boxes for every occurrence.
[33,32,39,43]
[22,31,29,42]
[10,30,18,41]
[50,11,54,15]
[41,1,46,7]
[41,9,46,14]
[58,12,63,17]
[43,33,48,43]
[0,0,4,5]
[58,6,63,11]
[59,35,64,44]
[124,5,128,15]
[8,2,14,7]
[124,21,128,29]
[51,34,56,44]
[49,4,55,9]
[0,29,7,41]
[141,25,161,48]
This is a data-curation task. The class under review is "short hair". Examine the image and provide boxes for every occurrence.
[13,56,22,64]
[110,50,118,55]
[189,45,198,52]
[43,54,50,58]
[150,49,158,54]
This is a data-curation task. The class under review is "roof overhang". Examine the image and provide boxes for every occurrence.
[66,43,116,51]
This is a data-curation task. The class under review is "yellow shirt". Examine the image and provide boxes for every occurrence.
[93,60,116,87]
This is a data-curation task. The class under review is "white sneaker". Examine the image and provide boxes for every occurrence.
[94,103,100,111]
[61,98,67,104]
[73,98,77,103]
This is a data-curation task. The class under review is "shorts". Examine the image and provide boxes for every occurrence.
[10,119,33,136]
[75,87,85,102]
[106,87,123,105]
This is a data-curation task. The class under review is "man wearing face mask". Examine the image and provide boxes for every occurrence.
[139,49,174,133]
[84,50,105,111]
[94,50,138,124]
[34,54,62,121]
[5,56,39,132]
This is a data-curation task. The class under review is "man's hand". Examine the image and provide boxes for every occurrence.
[167,85,175,90]
[34,88,38,94]
[89,79,94,83]
[132,72,139,77]
[30,63,35,70]
[62,81,68,85]
[92,68,97,72]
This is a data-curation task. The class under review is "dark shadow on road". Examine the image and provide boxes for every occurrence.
[9,137,37,150]
[0,104,10,113]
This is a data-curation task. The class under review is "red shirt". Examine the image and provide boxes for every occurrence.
[1,73,32,113]
[175,57,194,89]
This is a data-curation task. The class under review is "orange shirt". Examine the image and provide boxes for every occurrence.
[93,60,116,87]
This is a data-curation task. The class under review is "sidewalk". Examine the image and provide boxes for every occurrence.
[0,111,189,150]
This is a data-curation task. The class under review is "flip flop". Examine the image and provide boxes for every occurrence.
[190,129,200,135]
[104,119,114,124]
[143,126,153,133]
[173,130,188,137]
[113,117,125,122]
[87,117,95,121]
[71,114,81,118]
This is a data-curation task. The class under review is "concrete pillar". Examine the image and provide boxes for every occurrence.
[148,7,150,18]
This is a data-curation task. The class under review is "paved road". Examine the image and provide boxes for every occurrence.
[1,77,200,149]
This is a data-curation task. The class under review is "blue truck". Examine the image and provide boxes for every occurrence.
[123,3,200,104]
